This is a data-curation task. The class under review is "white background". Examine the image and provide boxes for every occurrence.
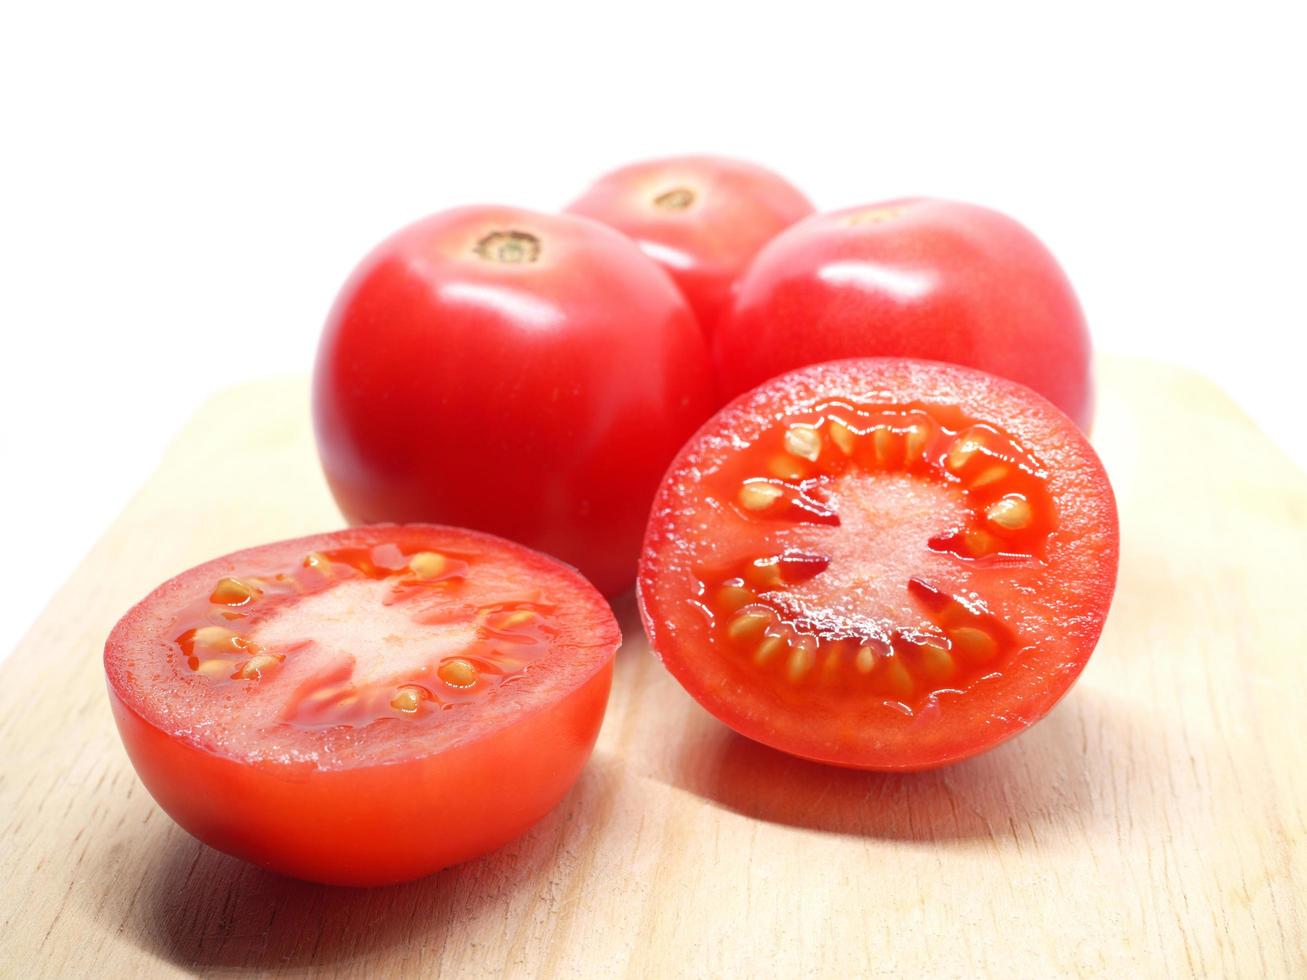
[2,1,1304,662]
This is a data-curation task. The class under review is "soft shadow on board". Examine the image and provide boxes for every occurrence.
[667,687,1146,843]
[98,764,617,972]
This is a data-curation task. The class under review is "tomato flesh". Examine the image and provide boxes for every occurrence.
[638,359,1118,770]
[105,525,620,885]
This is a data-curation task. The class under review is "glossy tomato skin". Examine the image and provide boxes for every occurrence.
[713,199,1094,430]
[566,156,814,338]
[638,358,1118,771]
[107,665,611,886]
[104,525,621,886]
[313,206,716,596]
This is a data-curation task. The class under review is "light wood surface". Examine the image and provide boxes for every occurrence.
[2,357,1304,978]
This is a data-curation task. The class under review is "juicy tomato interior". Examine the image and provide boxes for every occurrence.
[638,358,1118,771]
[105,525,621,886]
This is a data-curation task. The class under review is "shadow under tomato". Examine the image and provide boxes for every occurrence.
[103,761,618,973]
[668,687,1134,843]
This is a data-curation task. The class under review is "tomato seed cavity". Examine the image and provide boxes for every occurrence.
[167,545,555,729]
[699,400,1052,707]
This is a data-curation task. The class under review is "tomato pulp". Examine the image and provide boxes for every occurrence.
[313,205,716,596]
[566,155,814,338]
[105,525,621,885]
[638,359,1118,770]
[713,198,1095,430]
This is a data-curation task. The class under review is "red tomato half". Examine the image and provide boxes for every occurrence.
[713,198,1095,429]
[638,359,1118,770]
[105,525,620,886]
[566,156,814,338]
[313,206,716,596]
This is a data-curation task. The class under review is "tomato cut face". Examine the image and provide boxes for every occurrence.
[105,525,620,886]
[638,359,1119,771]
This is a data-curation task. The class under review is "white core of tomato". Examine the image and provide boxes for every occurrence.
[248,580,475,688]
[762,472,972,634]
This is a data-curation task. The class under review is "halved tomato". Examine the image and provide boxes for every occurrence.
[104,525,620,886]
[638,359,1118,770]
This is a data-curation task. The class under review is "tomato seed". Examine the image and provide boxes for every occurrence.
[985,495,1033,531]
[438,658,478,688]
[235,653,282,680]
[917,643,957,683]
[716,585,757,612]
[948,627,998,663]
[880,656,915,699]
[390,685,427,713]
[210,577,259,606]
[786,640,816,682]
[872,427,898,467]
[945,433,985,474]
[964,527,1001,556]
[753,633,788,666]
[969,465,1009,489]
[738,482,784,511]
[903,421,932,463]
[827,418,857,455]
[768,455,810,481]
[783,425,822,462]
[497,609,539,630]
[727,610,771,644]
[408,551,450,580]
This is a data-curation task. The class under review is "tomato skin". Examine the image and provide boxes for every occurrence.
[313,206,716,596]
[104,525,621,886]
[713,199,1094,430]
[566,156,814,338]
[638,358,1118,771]
[107,663,612,887]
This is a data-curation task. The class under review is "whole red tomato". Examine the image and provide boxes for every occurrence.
[566,155,814,338]
[313,206,716,595]
[712,198,1094,429]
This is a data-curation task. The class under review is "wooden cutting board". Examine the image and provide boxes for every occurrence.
[2,357,1303,978]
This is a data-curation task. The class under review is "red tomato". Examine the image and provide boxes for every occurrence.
[638,358,1118,771]
[313,206,716,596]
[713,198,1095,429]
[104,525,621,886]
[566,156,814,338]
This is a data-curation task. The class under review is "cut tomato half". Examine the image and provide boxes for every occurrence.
[638,358,1119,770]
[105,525,620,885]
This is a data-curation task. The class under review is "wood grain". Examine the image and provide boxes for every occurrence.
[1,357,1303,978]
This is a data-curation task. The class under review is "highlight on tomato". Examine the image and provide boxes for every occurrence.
[105,525,622,885]
[313,205,716,597]
[638,358,1118,770]
[713,198,1096,430]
